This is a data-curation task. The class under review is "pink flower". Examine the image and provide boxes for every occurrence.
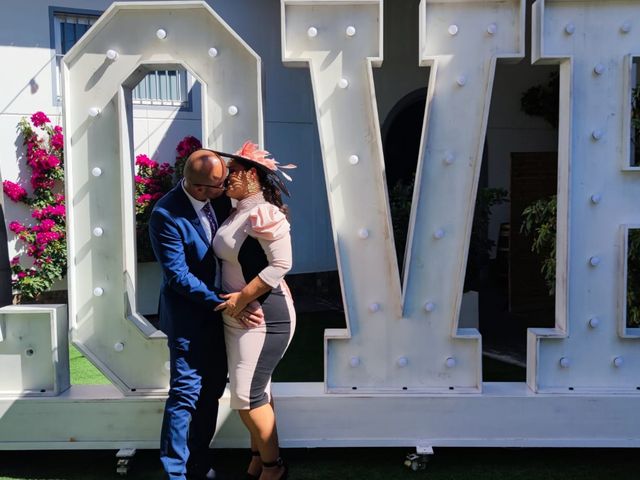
[36,231,61,245]
[32,204,65,219]
[159,163,174,175]
[54,193,65,204]
[176,136,202,159]
[31,173,54,190]
[9,221,26,234]
[17,272,27,279]
[136,193,153,204]
[42,154,60,169]
[3,180,27,202]
[134,175,144,183]
[135,154,158,169]
[10,256,20,266]
[31,112,50,127]
[27,148,48,169]
[40,219,56,230]
[48,204,65,217]
[51,133,64,150]
[53,125,62,134]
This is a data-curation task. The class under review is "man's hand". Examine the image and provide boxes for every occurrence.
[235,301,264,329]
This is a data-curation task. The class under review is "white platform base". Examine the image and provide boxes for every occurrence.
[1,382,639,449]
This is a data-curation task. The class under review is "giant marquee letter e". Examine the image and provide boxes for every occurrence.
[527,0,640,393]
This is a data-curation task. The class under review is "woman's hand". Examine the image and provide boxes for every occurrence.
[215,292,248,318]
[235,301,265,329]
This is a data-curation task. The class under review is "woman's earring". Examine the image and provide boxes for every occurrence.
[247,176,260,195]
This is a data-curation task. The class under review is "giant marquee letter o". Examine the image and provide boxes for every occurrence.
[61,1,263,394]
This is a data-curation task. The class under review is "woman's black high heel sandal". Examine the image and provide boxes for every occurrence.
[244,450,261,480]
[261,457,288,480]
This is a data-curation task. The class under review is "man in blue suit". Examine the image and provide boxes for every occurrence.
[149,150,262,480]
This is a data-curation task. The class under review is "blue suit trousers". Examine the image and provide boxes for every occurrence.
[160,319,227,480]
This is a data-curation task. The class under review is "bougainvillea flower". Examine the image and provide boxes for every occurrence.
[40,219,56,230]
[3,180,27,202]
[176,136,202,158]
[31,111,50,127]
[135,154,159,169]
[8,221,26,234]
[51,133,64,150]
[136,193,153,204]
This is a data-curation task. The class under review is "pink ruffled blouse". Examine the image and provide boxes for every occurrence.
[213,193,292,291]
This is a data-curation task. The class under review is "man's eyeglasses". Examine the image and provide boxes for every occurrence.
[192,183,226,190]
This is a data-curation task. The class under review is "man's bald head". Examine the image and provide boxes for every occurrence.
[183,149,228,201]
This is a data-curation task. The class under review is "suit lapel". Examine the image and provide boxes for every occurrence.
[174,185,210,246]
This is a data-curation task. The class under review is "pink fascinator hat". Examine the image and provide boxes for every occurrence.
[212,140,297,196]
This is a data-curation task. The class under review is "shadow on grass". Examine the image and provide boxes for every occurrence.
[0,447,637,480]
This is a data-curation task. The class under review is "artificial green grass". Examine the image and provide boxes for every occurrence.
[69,345,110,385]
[273,310,346,382]
[66,311,347,385]
[275,310,526,382]
[0,447,638,480]
[68,311,526,384]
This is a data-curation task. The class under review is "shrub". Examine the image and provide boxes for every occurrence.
[2,112,66,299]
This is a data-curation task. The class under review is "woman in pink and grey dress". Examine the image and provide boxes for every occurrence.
[213,141,296,480]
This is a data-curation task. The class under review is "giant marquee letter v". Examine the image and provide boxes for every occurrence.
[282,0,525,393]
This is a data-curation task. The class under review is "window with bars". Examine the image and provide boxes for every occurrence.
[52,11,99,102]
[51,9,190,108]
[132,70,190,107]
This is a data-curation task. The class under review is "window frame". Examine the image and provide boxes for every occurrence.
[49,6,192,111]
[49,7,102,105]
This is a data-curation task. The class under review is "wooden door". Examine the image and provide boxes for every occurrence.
[509,152,557,314]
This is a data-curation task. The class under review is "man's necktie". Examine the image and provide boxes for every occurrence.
[201,202,218,241]
[202,202,222,288]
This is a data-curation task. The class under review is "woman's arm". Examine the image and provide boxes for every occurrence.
[215,277,272,317]
[215,205,292,316]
